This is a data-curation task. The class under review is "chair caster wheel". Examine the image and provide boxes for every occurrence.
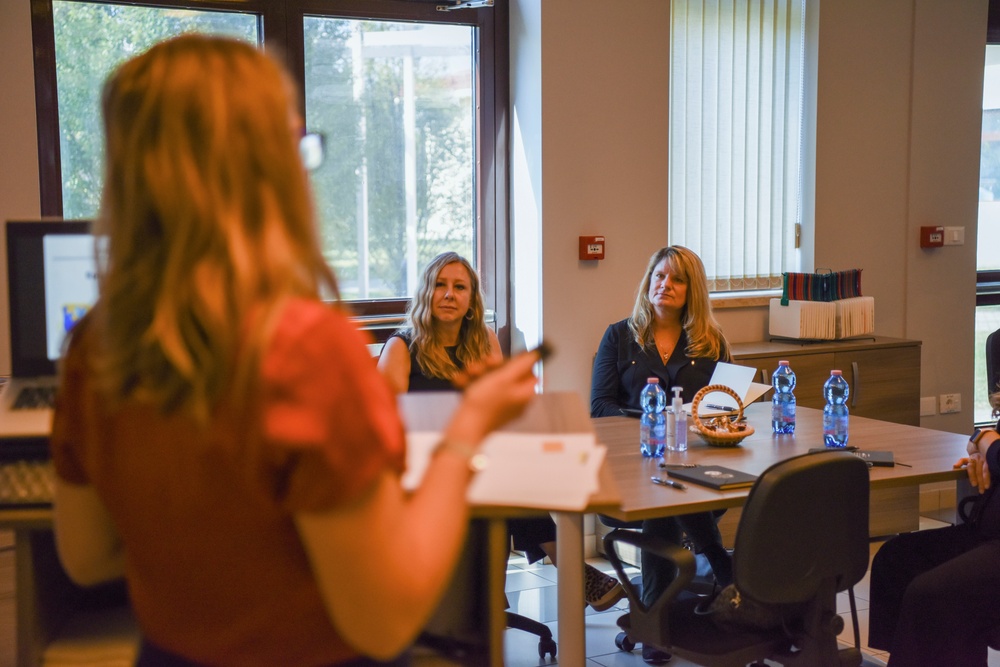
[615,631,636,652]
[538,638,557,659]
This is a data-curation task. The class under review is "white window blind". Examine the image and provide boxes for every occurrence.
[669,0,805,292]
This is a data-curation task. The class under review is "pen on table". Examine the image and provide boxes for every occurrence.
[705,404,735,412]
[659,462,697,469]
[651,476,686,490]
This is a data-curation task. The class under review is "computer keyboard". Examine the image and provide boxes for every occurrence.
[12,385,56,410]
[0,459,55,507]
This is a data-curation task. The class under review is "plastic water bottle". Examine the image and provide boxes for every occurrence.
[668,386,688,451]
[639,378,667,457]
[771,360,797,434]
[822,370,850,448]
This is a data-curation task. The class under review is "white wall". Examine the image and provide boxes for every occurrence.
[511,0,987,435]
[0,0,43,375]
[511,0,670,394]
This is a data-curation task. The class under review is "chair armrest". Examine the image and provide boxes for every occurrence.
[603,528,696,615]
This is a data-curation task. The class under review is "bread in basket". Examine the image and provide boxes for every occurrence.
[689,384,754,447]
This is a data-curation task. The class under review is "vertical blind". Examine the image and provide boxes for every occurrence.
[669,0,805,292]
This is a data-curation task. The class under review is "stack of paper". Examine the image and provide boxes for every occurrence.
[399,392,605,511]
[769,298,837,339]
[835,296,875,338]
[769,297,875,340]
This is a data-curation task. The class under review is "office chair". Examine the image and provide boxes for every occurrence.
[987,328,1000,409]
[604,451,870,667]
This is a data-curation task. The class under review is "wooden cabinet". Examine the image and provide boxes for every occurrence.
[731,336,923,537]
[731,336,921,426]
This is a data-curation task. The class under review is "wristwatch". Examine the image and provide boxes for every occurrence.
[968,428,991,456]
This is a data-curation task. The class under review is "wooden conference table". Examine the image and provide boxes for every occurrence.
[563,401,971,666]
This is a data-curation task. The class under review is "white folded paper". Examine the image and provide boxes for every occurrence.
[398,391,605,510]
[403,431,605,510]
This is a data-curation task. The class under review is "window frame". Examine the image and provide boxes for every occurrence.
[29,0,510,348]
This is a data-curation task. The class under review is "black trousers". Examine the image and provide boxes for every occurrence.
[868,523,1000,667]
[508,516,557,564]
[600,511,729,607]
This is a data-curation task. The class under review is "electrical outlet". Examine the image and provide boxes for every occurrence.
[940,393,962,414]
[920,397,937,417]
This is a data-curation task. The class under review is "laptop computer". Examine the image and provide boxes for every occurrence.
[1,220,96,442]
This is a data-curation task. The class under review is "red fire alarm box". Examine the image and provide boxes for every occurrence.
[920,226,944,248]
[579,236,605,260]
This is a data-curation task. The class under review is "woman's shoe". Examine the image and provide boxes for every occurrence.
[584,564,626,611]
[642,644,672,664]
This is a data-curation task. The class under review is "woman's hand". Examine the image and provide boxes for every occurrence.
[955,454,992,492]
[957,429,999,492]
[450,328,505,388]
[444,348,542,447]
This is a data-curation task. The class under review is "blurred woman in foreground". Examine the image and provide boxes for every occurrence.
[50,34,541,666]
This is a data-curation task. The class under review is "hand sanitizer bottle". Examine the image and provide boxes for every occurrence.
[668,386,688,452]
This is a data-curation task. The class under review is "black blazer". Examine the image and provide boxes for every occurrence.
[590,319,725,418]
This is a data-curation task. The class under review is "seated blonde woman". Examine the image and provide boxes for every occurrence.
[379,251,625,611]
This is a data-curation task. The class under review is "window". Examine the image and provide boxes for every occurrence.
[31,0,508,342]
[303,18,474,300]
[49,2,259,220]
[975,43,1000,424]
[668,0,805,292]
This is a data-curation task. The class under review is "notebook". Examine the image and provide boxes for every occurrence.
[808,448,895,467]
[0,220,96,442]
[666,464,758,490]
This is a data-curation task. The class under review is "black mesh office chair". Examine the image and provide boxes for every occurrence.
[987,328,1000,407]
[604,451,870,667]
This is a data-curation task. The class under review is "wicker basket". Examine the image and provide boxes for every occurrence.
[689,384,755,447]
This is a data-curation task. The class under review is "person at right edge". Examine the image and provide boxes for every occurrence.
[867,397,1000,666]
[591,245,734,665]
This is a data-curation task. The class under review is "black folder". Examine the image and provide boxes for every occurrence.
[666,465,758,490]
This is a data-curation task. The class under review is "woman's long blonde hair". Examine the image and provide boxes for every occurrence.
[628,246,729,361]
[92,34,338,419]
[405,252,491,380]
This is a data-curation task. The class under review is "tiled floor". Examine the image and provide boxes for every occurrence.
[2,521,999,667]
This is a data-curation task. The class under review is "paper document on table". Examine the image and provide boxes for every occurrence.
[402,431,605,510]
[683,361,772,416]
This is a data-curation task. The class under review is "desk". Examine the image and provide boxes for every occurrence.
[595,402,967,524]
[398,391,620,667]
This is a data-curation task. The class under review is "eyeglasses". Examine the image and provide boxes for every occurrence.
[299,132,325,171]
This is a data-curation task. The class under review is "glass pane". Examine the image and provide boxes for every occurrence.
[979,45,1000,271]
[303,18,475,301]
[53,2,259,219]
[974,304,1000,423]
